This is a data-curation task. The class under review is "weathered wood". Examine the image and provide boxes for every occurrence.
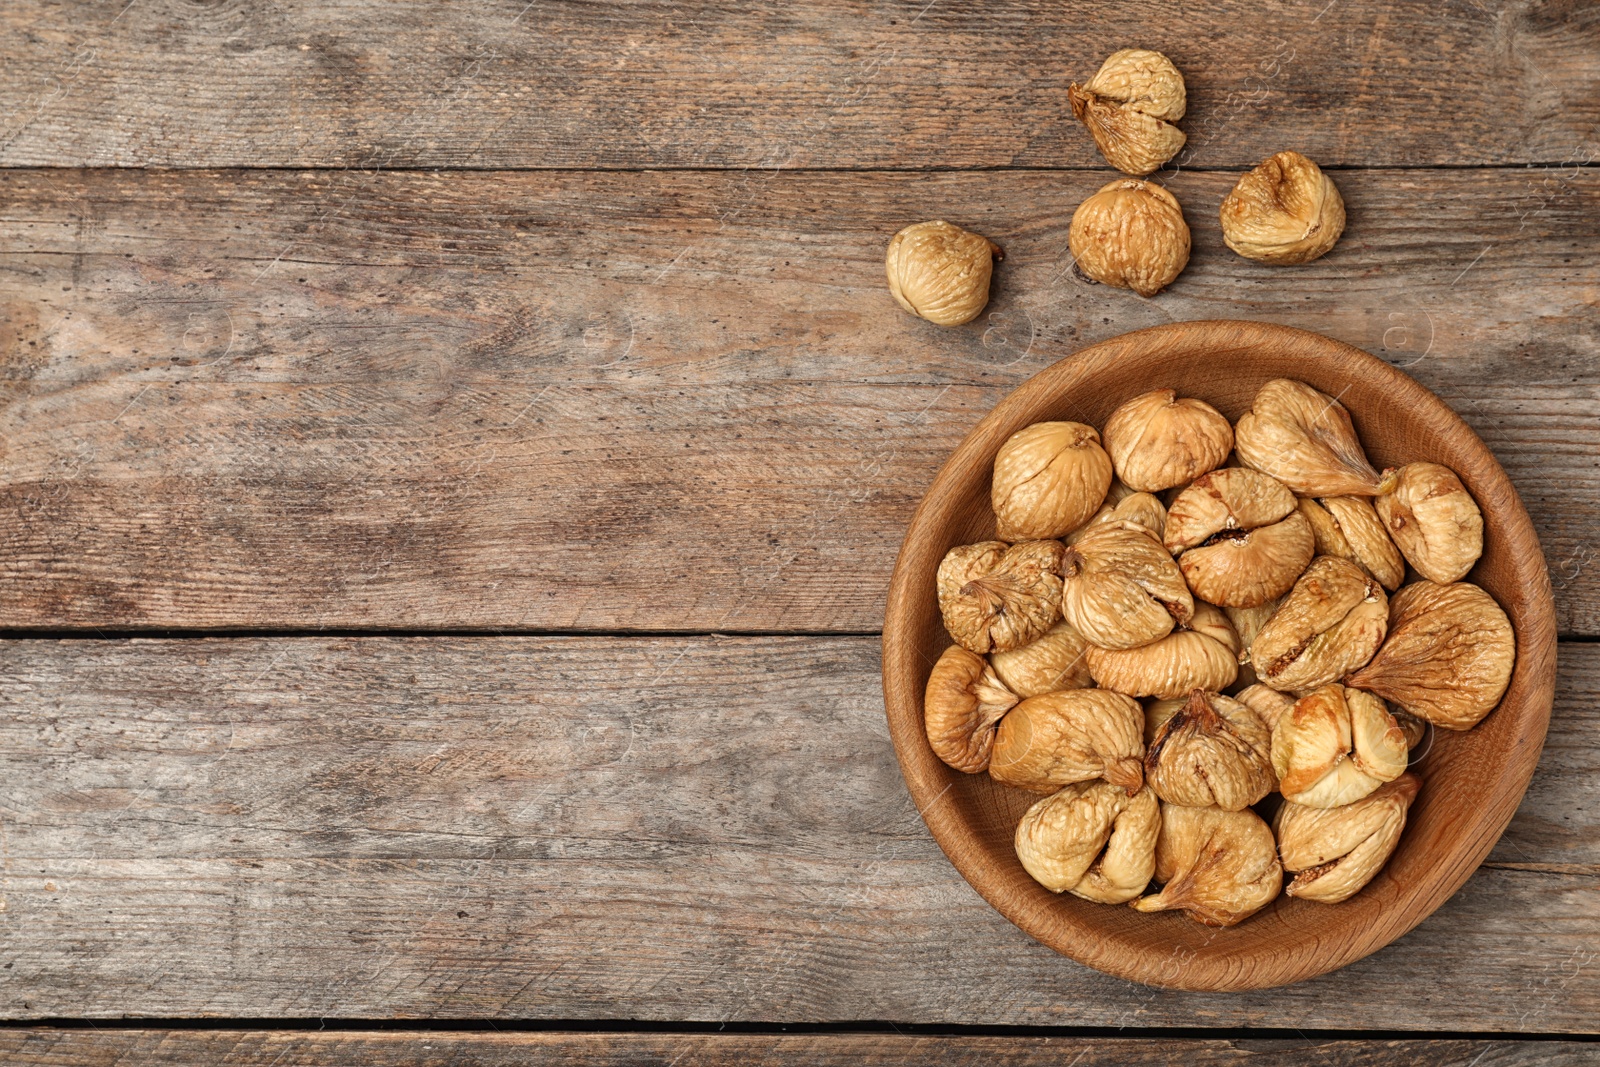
[2,168,1596,634]
[1,1,1597,169]
[0,636,1594,1026]
[2,1031,1597,1066]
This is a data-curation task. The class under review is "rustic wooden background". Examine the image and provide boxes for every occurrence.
[1,0,1597,1063]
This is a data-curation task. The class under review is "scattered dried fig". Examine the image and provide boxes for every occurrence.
[990,690,1146,794]
[1298,495,1405,591]
[937,540,1065,654]
[1103,389,1233,493]
[923,645,1020,773]
[885,221,1003,326]
[1166,468,1314,608]
[1066,491,1168,545]
[1346,580,1515,730]
[1220,151,1346,265]
[1086,601,1240,698]
[1144,689,1275,810]
[1015,781,1160,903]
[1061,520,1194,650]
[992,422,1114,540]
[1250,556,1388,692]
[1069,179,1191,297]
[1275,773,1421,903]
[1131,805,1282,927]
[1068,48,1186,175]
[1272,683,1408,808]
[1234,379,1383,496]
[989,620,1094,698]
[1374,463,1485,583]
[1235,683,1296,733]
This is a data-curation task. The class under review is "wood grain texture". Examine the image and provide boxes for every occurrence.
[3,1031,1598,1066]
[2,168,1596,634]
[1,0,1597,169]
[0,636,1594,1026]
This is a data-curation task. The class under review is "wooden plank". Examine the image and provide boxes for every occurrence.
[2,168,1596,634]
[2,1031,1598,1067]
[1,1,1597,169]
[0,636,1594,1027]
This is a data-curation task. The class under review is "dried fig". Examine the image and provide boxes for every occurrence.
[1394,709,1429,750]
[1272,684,1408,808]
[1015,781,1160,903]
[923,645,1020,774]
[990,690,1146,794]
[1086,601,1240,699]
[1235,683,1295,733]
[1275,774,1421,903]
[1131,805,1282,927]
[989,620,1093,698]
[1069,179,1190,297]
[1250,556,1388,692]
[1068,49,1186,176]
[1144,689,1275,810]
[1298,496,1405,591]
[937,540,1065,655]
[885,220,1003,326]
[1165,468,1315,609]
[1220,151,1346,265]
[1374,463,1484,583]
[1103,389,1233,493]
[1066,491,1168,545]
[1346,581,1514,730]
[1234,379,1383,496]
[1143,697,1185,745]
[992,422,1114,540]
[1061,520,1193,650]
[1226,597,1282,686]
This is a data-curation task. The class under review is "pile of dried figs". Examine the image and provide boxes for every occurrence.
[926,380,1516,926]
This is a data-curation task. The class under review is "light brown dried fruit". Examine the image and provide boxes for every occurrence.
[1298,496,1405,591]
[1374,463,1485,584]
[885,221,1003,326]
[1394,709,1429,750]
[1226,597,1282,686]
[1250,556,1388,692]
[923,645,1020,773]
[1234,379,1383,496]
[1143,697,1185,746]
[1066,491,1168,545]
[1171,495,1315,610]
[1015,781,1160,903]
[1086,601,1240,699]
[1144,690,1274,810]
[1220,151,1346,265]
[1061,520,1193,650]
[1131,805,1282,927]
[1235,683,1296,733]
[1272,684,1408,808]
[1346,580,1515,730]
[989,620,1094,698]
[1165,467,1297,549]
[1068,49,1186,176]
[1275,773,1421,903]
[992,422,1114,540]
[937,540,1065,655]
[1103,389,1233,493]
[989,690,1146,794]
[1069,179,1190,297]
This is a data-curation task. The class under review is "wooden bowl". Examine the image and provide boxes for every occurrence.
[882,320,1557,991]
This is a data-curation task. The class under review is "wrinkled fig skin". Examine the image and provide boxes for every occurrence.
[1251,556,1388,693]
[937,540,1066,655]
[1177,509,1315,609]
[992,422,1114,541]
[1235,379,1383,497]
[1144,690,1275,810]
[1066,491,1168,545]
[1068,48,1186,176]
[1346,580,1515,730]
[1061,521,1194,650]
[989,690,1146,795]
[1165,468,1297,552]
[1068,179,1191,297]
[1276,774,1421,903]
[1235,683,1296,733]
[1272,684,1408,808]
[1298,496,1406,591]
[1219,151,1346,265]
[1143,697,1185,746]
[989,620,1094,698]
[923,645,1020,774]
[1103,390,1233,493]
[1226,597,1282,686]
[1086,622,1240,700]
[1015,782,1160,903]
[1375,463,1485,584]
[885,221,1003,326]
[1132,805,1282,927]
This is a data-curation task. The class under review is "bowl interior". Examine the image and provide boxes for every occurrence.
[882,320,1557,991]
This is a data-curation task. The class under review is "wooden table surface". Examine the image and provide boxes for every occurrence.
[2,1,1597,1063]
